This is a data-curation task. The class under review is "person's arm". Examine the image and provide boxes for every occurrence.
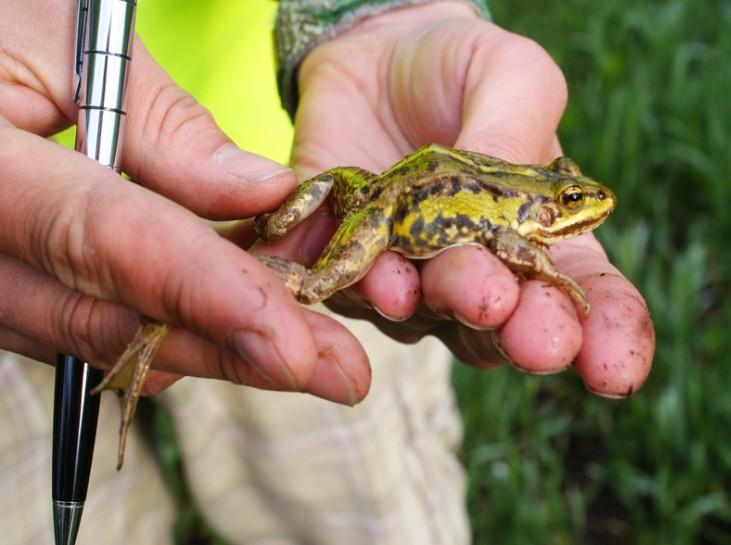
[265,0,654,396]
[0,0,370,405]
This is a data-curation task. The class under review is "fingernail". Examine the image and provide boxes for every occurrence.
[489,330,513,363]
[511,362,569,376]
[454,311,492,331]
[215,143,291,182]
[306,352,359,406]
[231,329,296,390]
[584,383,632,399]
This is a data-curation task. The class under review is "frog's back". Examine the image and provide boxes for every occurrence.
[383,146,514,257]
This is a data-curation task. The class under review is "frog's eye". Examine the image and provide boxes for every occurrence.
[560,185,585,210]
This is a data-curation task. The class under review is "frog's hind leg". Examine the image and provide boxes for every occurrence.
[91,319,170,469]
[256,167,375,240]
[256,205,392,304]
[492,230,590,316]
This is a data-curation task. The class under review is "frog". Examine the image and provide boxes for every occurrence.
[95,143,616,468]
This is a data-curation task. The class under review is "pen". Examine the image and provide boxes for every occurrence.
[51,1,137,544]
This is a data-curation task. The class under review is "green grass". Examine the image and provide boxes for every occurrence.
[453,1,731,543]
[139,0,731,543]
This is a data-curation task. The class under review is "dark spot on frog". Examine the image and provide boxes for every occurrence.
[388,165,410,178]
[516,245,534,265]
[393,205,408,224]
[447,176,462,196]
[391,234,411,249]
[409,188,430,207]
[409,217,425,238]
[517,200,533,224]
[428,183,445,197]
[426,160,439,173]
[455,213,476,230]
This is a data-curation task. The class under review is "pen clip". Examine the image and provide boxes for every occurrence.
[73,0,88,105]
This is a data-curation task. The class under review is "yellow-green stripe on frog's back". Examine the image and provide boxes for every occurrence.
[389,172,535,257]
[381,144,548,187]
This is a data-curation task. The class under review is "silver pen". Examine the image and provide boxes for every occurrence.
[52,1,136,544]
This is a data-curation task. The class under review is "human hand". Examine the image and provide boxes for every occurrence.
[0,0,370,405]
[259,1,654,397]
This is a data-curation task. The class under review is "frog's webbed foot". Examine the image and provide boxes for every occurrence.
[256,167,377,241]
[253,254,313,302]
[257,174,336,240]
[492,231,590,317]
[91,319,170,469]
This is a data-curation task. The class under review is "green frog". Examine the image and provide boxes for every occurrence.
[97,144,616,468]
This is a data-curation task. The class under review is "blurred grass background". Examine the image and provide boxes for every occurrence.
[132,0,731,543]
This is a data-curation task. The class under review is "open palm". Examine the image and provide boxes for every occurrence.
[265,3,654,397]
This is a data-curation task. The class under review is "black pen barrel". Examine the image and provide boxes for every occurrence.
[52,356,103,503]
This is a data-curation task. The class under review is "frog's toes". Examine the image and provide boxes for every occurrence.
[254,254,308,300]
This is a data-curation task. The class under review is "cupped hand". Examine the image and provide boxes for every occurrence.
[0,0,370,405]
[259,1,654,397]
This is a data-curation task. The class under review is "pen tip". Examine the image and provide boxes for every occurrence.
[53,501,84,545]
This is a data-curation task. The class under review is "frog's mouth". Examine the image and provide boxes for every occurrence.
[543,206,615,240]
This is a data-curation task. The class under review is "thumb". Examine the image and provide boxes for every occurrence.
[120,39,295,220]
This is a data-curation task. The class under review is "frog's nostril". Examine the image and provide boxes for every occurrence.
[597,190,606,200]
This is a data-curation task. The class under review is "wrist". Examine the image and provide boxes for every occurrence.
[340,1,480,36]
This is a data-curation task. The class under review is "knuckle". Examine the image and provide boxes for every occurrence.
[128,79,220,183]
[144,82,217,147]
[51,289,135,365]
[40,187,106,296]
[206,345,259,387]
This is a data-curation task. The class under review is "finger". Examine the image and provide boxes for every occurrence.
[300,310,371,405]
[0,323,182,395]
[351,252,421,321]
[0,252,368,404]
[421,245,519,328]
[119,39,298,219]
[0,0,75,133]
[0,85,69,135]
[454,25,568,162]
[0,325,54,364]
[154,311,370,405]
[0,129,320,389]
[1,8,296,220]
[498,280,583,373]
[551,236,655,396]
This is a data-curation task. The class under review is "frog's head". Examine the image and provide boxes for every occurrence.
[520,157,617,243]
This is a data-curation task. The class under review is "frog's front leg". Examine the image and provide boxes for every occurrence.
[256,205,392,304]
[91,319,170,469]
[491,231,590,316]
[257,167,375,240]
